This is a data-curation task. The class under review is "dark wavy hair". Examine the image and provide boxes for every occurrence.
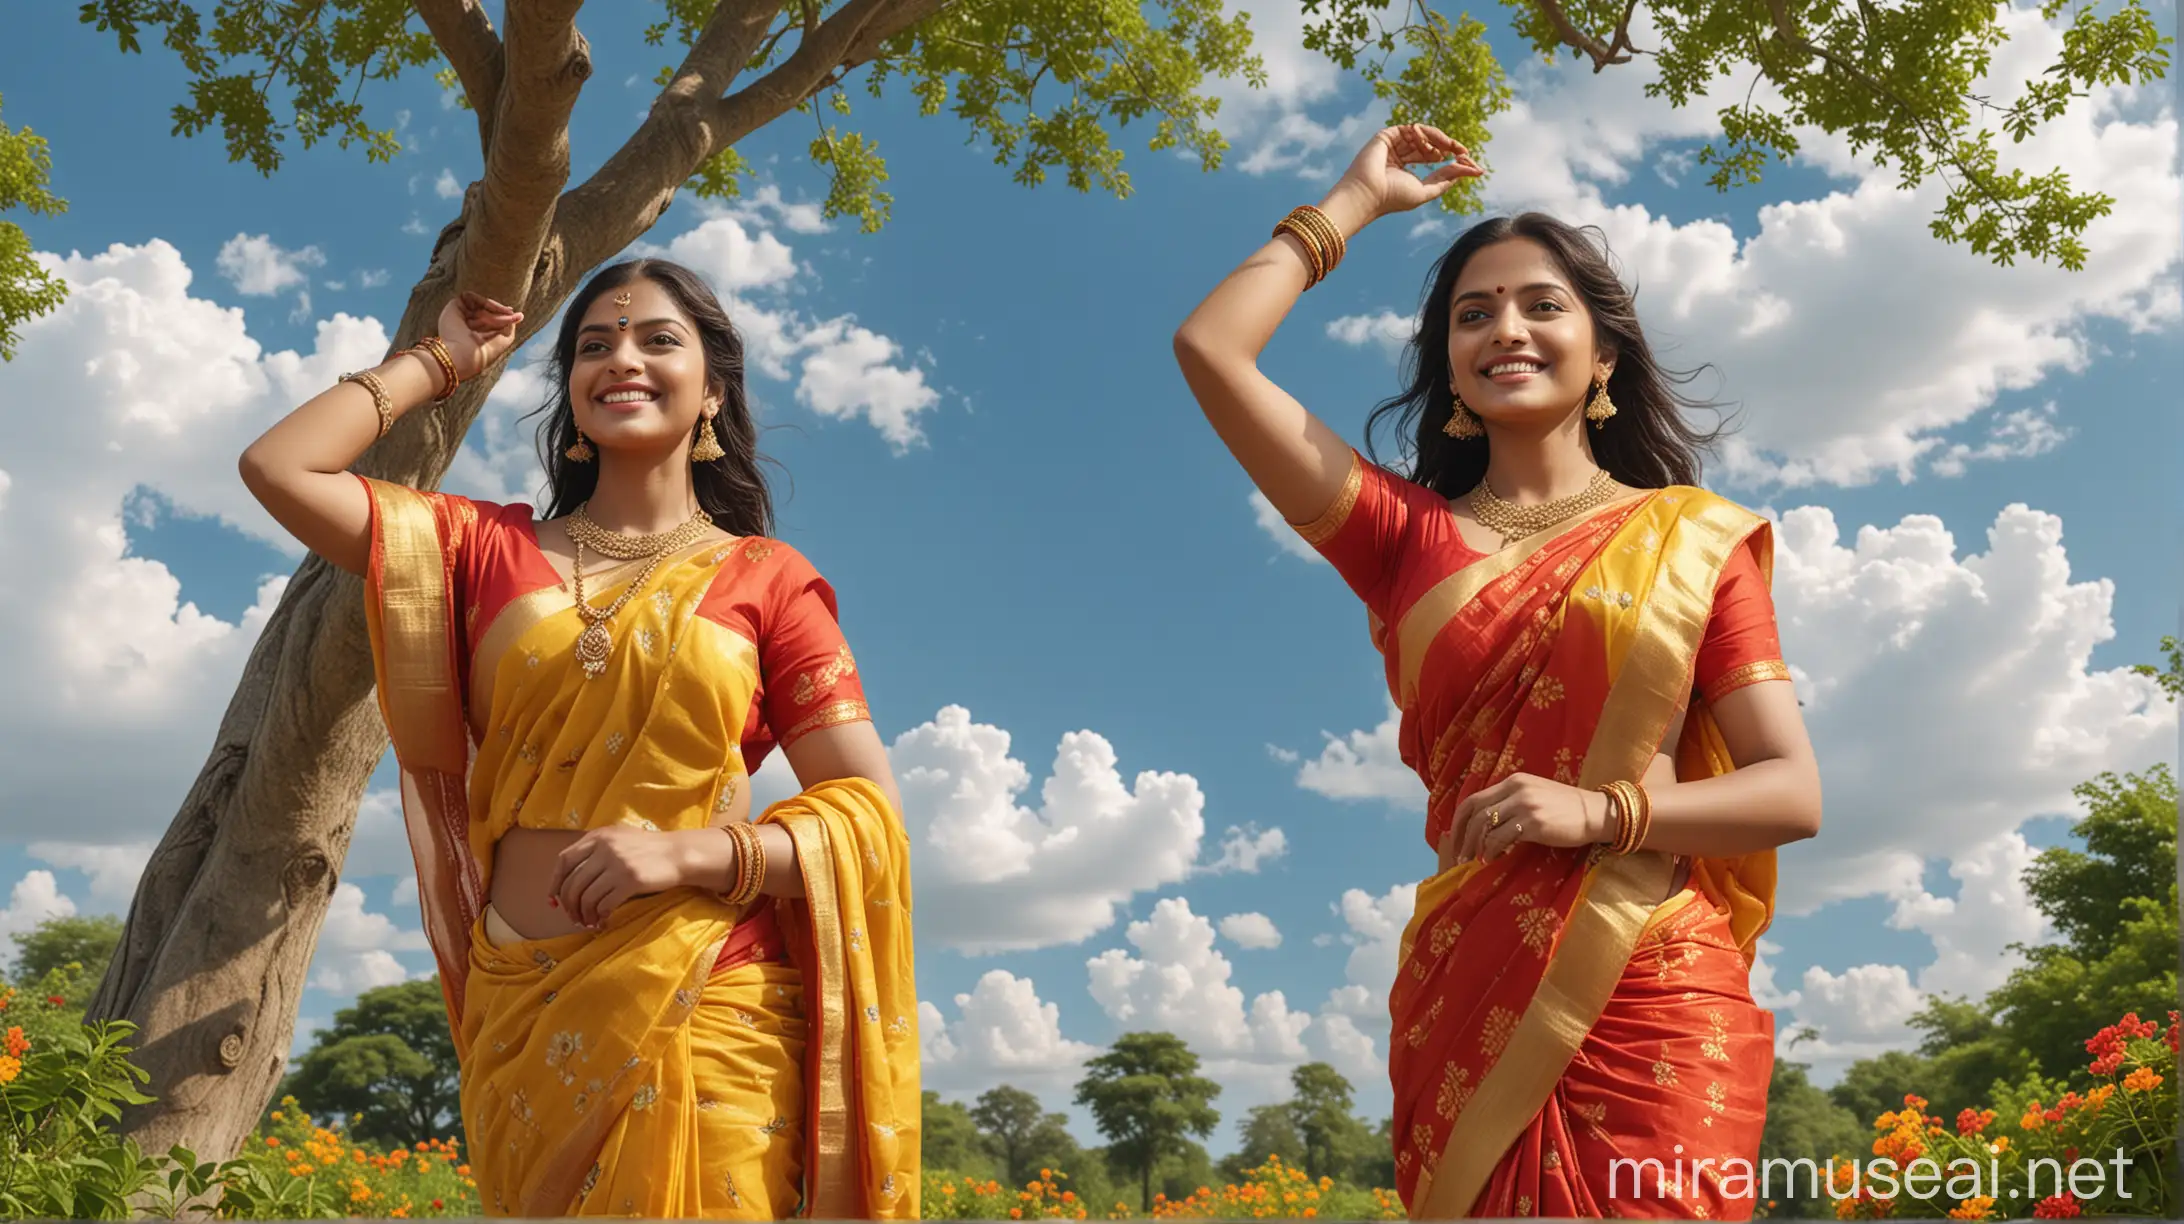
[530,258,776,536]
[1362,213,1726,496]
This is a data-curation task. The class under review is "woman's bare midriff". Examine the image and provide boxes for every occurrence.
[488,783,753,942]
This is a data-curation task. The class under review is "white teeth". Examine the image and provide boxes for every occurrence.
[600,390,656,404]
[1487,362,1544,376]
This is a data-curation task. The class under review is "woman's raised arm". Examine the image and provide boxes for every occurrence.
[237,292,520,574]
[1172,125,1479,527]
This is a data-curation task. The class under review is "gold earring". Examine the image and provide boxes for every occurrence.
[691,411,725,463]
[1442,383,1484,439]
[564,429,595,462]
[1585,376,1617,430]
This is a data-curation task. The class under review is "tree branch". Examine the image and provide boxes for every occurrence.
[1757,0,2029,230]
[462,0,589,305]
[412,0,505,152]
[549,0,947,287]
[1534,0,1633,72]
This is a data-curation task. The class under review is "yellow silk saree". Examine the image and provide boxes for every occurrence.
[357,477,919,1218]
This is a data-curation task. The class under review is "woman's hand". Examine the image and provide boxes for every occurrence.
[1330,124,1483,223]
[433,291,523,383]
[1437,773,1612,870]
[549,825,712,929]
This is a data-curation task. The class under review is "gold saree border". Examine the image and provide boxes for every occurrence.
[1413,491,1762,1220]
[1291,449,1364,546]
[365,479,467,775]
[778,810,857,1220]
[1395,491,1657,710]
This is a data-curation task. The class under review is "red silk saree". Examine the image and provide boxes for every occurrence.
[1297,452,1790,1219]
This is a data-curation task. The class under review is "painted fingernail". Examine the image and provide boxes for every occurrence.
[547,897,559,907]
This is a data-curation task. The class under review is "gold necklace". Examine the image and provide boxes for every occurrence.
[565,503,714,679]
[1469,468,1621,549]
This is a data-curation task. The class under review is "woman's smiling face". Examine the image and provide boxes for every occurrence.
[567,276,717,456]
[1445,237,1612,428]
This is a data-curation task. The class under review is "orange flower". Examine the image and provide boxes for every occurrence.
[2123,1066,2163,1093]
[1948,1196,1996,1220]
[3,1027,27,1058]
[0,1055,19,1085]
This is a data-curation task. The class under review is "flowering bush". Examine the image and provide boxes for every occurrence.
[1826,1011,2177,1220]
[1149,1154,1403,1221]
[919,1157,1404,1221]
[921,1168,1122,1220]
[0,967,480,1220]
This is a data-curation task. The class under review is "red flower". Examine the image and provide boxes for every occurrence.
[1955,1108,1996,1136]
[2033,1193,2081,1219]
[45,995,64,1007]
[431,1201,444,1211]
[2063,1147,2078,1164]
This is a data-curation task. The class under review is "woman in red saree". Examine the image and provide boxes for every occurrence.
[238,260,918,1217]
[1174,126,1822,1220]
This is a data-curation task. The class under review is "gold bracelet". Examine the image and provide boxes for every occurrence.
[1627,781,1653,852]
[721,821,766,906]
[1290,205,1347,271]
[1272,216,1328,286]
[407,336,460,402]
[339,369,394,439]
[1599,783,1628,853]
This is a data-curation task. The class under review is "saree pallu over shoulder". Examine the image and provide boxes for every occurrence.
[1391,488,1778,1220]
[359,477,485,1034]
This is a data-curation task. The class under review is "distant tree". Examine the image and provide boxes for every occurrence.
[1285,1061,1375,1182]
[970,1085,1043,1184]
[10,913,122,996]
[921,1090,998,1179]
[1355,1116,1395,1191]
[1826,1049,1937,1130]
[1758,1058,1866,1218]
[279,978,459,1149]
[1075,1032,1221,1212]
[1219,1103,1304,1183]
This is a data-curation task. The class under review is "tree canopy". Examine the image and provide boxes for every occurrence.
[279,978,462,1149]
[1075,1031,1223,1212]
[7,0,2167,355]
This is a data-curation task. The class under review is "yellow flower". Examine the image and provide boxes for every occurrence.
[0,1055,19,1085]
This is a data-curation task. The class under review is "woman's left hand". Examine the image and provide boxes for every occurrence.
[550,826,695,928]
[1438,773,1611,870]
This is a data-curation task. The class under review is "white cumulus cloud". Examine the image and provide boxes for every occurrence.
[1219,912,1283,949]
[892,705,1208,953]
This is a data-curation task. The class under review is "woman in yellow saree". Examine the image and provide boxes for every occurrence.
[238,259,918,1218]
[1174,126,1822,1219]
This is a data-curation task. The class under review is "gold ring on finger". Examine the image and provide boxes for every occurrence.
[1487,808,1502,828]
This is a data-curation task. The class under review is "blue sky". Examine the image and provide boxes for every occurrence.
[2,2,2177,1154]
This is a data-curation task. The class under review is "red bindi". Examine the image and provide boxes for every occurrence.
[1495,285,1505,294]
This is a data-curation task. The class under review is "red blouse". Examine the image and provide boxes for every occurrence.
[1301,458,1788,706]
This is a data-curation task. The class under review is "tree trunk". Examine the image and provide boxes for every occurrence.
[83,236,531,1161]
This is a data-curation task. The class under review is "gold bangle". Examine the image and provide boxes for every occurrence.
[1599,783,1628,854]
[339,369,394,439]
[1272,216,1328,286]
[1627,781,1653,852]
[408,336,460,402]
[1291,205,1346,271]
[722,821,766,906]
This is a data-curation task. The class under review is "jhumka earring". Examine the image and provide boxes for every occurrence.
[614,291,632,331]
[1442,378,1485,439]
[1584,375,1618,430]
[565,429,596,462]
[691,408,726,463]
